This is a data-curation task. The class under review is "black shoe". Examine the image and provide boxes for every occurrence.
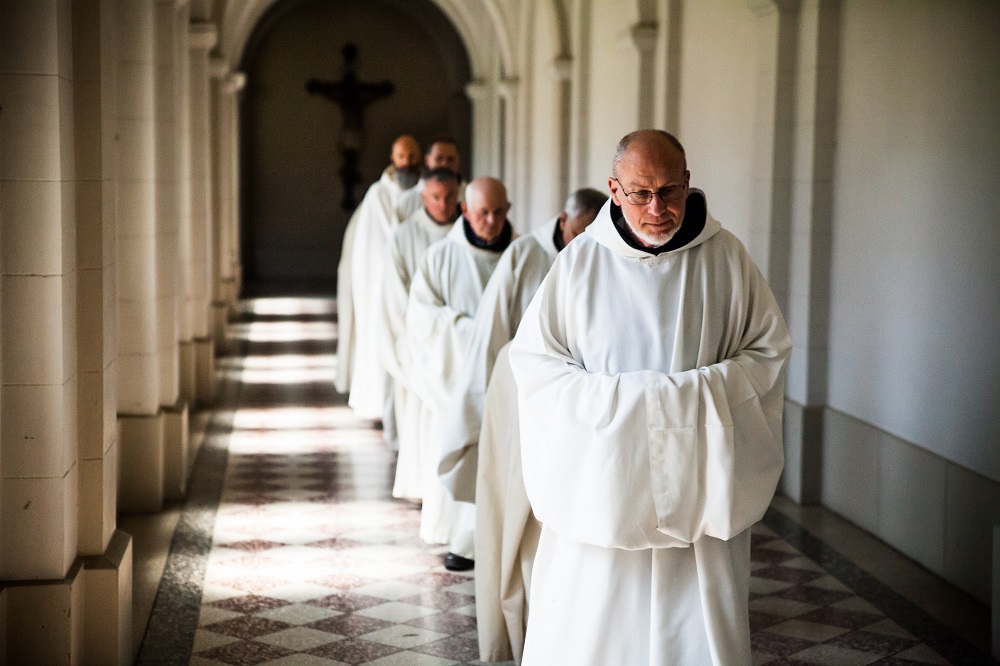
[443,552,474,571]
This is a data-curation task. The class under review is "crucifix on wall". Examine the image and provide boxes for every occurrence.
[306,43,395,211]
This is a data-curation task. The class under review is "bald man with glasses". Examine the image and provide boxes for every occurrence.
[509,130,791,665]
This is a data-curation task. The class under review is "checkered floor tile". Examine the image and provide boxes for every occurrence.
[139,297,987,666]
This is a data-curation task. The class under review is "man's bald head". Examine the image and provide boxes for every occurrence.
[608,129,690,248]
[391,135,421,170]
[611,130,686,179]
[462,177,510,243]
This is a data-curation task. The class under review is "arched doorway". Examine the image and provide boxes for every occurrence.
[238,0,472,292]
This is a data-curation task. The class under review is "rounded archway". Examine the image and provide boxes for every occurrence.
[238,0,472,291]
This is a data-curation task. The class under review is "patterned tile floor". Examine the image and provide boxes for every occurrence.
[136,296,993,666]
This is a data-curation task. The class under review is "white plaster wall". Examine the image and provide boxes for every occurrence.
[523,1,565,230]
[674,0,759,247]
[827,1,1000,483]
[584,0,640,188]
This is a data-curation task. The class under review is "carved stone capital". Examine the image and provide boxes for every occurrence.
[630,22,658,53]
[223,72,247,94]
[189,21,217,51]
[464,80,489,100]
[548,55,573,81]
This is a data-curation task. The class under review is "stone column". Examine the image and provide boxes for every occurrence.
[656,0,683,132]
[212,70,246,346]
[568,0,593,188]
[497,77,519,191]
[209,56,230,346]
[224,72,246,303]
[176,1,196,408]
[155,0,189,501]
[549,55,573,208]
[0,0,79,580]
[464,80,495,179]
[74,0,135,661]
[188,21,218,407]
[0,2,113,662]
[629,21,659,129]
[115,0,165,513]
[763,0,838,505]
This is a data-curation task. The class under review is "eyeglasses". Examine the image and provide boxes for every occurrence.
[612,178,686,206]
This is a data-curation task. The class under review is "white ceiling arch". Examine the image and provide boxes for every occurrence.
[218,0,513,81]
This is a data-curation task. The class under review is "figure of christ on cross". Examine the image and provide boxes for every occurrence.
[307,42,395,210]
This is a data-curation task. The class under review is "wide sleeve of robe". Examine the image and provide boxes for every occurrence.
[437,239,551,502]
[509,236,791,551]
[474,342,541,664]
[405,246,477,413]
[377,228,414,390]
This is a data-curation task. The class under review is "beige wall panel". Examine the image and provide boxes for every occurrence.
[523,1,565,228]
[674,1,758,245]
[827,0,1000,482]
[584,0,640,188]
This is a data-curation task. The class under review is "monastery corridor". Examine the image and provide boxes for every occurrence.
[129,296,991,666]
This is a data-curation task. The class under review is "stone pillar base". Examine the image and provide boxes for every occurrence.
[82,530,133,665]
[162,402,190,501]
[179,339,197,405]
[4,560,85,664]
[118,413,165,513]
[220,276,238,309]
[211,299,229,347]
[194,336,217,407]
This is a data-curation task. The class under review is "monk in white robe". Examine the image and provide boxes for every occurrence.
[474,343,536,663]
[510,130,791,665]
[334,207,359,394]
[449,189,605,663]
[376,168,460,500]
[407,177,517,571]
[347,135,421,442]
[440,188,608,502]
[396,138,465,223]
